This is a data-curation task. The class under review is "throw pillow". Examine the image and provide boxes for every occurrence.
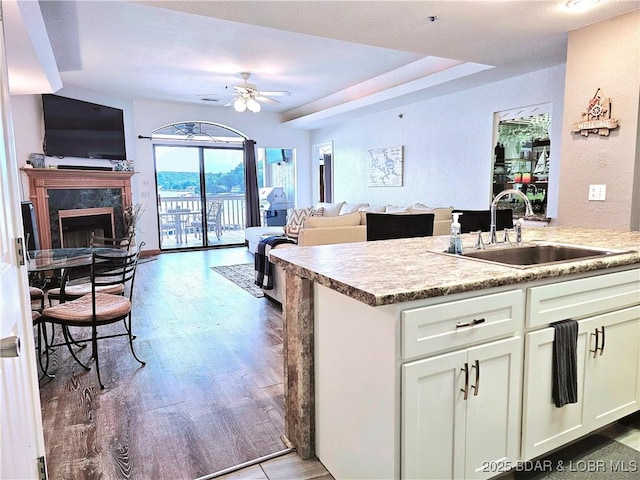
[314,201,345,217]
[385,205,409,213]
[285,207,311,240]
[339,202,369,215]
[412,202,430,209]
[409,206,453,221]
[303,211,361,228]
[284,207,324,240]
[357,205,386,224]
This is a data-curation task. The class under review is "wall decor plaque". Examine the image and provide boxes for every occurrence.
[571,88,619,137]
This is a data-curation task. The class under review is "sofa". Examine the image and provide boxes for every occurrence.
[247,201,454,303]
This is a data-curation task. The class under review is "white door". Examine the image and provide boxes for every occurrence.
[0,19,47,480]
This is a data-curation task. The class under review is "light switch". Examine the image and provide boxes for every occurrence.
[588,184,606,201]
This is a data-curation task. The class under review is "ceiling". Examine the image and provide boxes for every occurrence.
[6,0,639,129]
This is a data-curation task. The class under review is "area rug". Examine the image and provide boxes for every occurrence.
[514,434,640,479]
[211,263,264,298]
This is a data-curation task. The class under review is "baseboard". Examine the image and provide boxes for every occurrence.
[140,249,160,257]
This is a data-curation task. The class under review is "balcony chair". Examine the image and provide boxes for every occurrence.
[161,207,192,244]
[366,213,435,241]
[205,200,223,240]
[39,243,146,389]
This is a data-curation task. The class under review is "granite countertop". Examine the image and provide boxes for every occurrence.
[269,227,640,307]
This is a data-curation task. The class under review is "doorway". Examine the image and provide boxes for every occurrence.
[312,142,333,204]
[493,104,552,219]
[155,145,246,249]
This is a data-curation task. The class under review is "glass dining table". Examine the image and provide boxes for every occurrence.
[27,247,125,273]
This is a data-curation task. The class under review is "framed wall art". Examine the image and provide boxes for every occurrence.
[368,145,403,187]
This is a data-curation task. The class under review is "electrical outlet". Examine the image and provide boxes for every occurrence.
[588,184,606,201]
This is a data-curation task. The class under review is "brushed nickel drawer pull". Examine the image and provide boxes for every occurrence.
[460,363,469,400]
[456,318,486,329]
[471,359,480,396]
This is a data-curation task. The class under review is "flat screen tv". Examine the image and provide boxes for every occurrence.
[42,94,127,160]
[265,148,292,164]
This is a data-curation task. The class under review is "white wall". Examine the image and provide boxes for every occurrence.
[310,65,566,217]
[10,90,311,251]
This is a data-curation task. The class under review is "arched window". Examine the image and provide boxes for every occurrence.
[151,121,248,144]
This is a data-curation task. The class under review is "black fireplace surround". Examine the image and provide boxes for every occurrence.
[48,188,125,248]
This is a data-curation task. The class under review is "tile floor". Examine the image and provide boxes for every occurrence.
[219,412,639,479]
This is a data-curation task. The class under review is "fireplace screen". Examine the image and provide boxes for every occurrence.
[58,208,115,248]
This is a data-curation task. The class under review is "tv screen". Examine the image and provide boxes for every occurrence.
[265,148,291,164]
[42,94,126,160]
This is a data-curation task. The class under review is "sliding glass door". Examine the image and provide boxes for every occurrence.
[155,145,246,250]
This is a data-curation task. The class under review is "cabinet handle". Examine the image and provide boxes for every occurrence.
[471,359,480,396]
[456,318,486,329]
[599,326,605,355]
[590,328,600,358]
[460,363,469,400]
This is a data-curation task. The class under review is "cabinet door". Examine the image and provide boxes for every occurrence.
[583,306,640,430]
[465,337,522,479]
[521,324,590,461]
[402,350,467,480]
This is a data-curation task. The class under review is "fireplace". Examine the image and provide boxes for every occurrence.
[59,207,115,247]
[21,168,134,249]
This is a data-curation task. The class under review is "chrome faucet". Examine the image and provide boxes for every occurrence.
[489,189,534,245]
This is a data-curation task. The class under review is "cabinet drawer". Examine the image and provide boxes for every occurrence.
[402,290,523,361]
[527,269,640,328]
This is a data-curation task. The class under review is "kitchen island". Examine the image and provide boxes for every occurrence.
[270,227,640,479]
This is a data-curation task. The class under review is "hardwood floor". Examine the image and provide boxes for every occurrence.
[38,245,637,479]
[37,247,332,479]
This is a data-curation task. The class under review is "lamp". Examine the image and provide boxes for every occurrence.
[246,97,261,113]
[233,97,247,112]
[233,93,261,113]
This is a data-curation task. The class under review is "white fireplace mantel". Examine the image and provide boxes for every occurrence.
[21,168,134,249]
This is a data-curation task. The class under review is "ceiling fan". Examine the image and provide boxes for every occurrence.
[219,72,291,113]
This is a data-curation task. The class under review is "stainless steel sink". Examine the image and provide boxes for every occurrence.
[460,242,633,268]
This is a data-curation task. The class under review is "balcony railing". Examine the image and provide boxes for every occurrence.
[158,194,247,248]
[159,194,246,229]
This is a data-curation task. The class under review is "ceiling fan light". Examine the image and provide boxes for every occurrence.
[234,97,247,112]
[246,98,261,113]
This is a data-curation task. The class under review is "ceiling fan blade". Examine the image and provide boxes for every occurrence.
[255,95,280,104]
[258,90,291,97]
[233,86,251,94]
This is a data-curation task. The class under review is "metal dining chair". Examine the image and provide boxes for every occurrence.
[46,232,134,305]
[39,243,146,389]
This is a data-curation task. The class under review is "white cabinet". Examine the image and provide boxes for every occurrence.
[402,336,522,480]
[522,305,640,460]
